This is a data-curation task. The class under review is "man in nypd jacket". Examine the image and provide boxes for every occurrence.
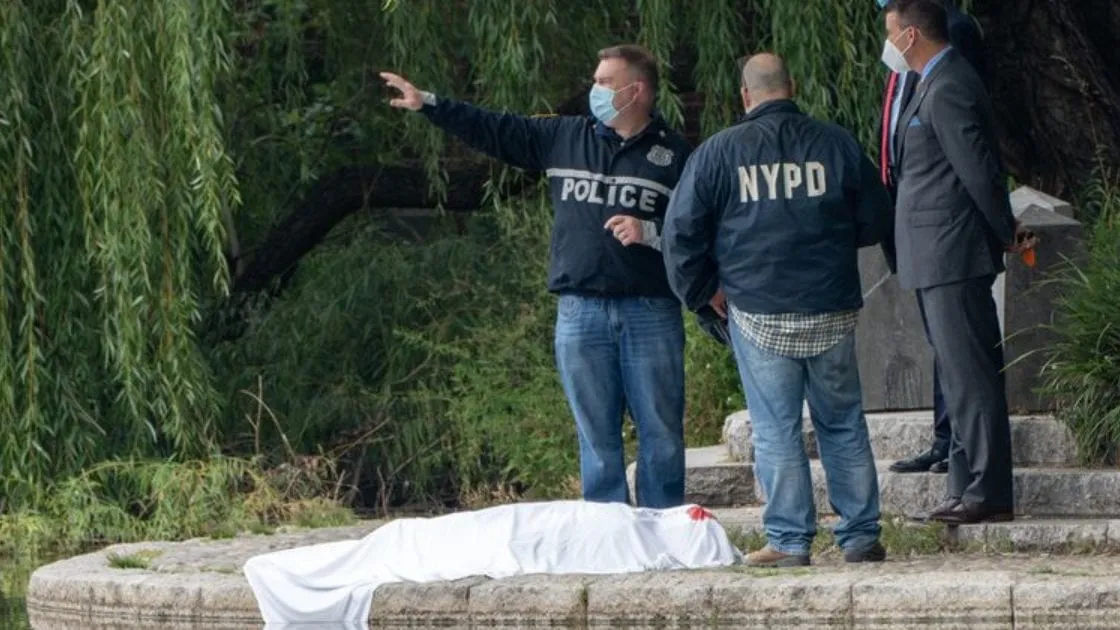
[662,54,892,566]
[381,44,693,509]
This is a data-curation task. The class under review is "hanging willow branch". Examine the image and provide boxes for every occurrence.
[1,0,237,507]
[0,0,894,508]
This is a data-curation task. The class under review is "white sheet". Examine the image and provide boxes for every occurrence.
[243,500,743,626]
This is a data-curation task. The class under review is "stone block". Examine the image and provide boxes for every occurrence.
[1014,577,1120,629]
[369,577,482,626]
[722,410,753,462]
[711,573,854,627]
[720,405,815,464]
[586,571,719,626]
[852,571,1013,629]
[996,196,1086,413]
[467,573,592,625]
[855,245,934,411]
[646,445,755,507]
[724,411,1078,467]
[798,460,1120,518]
[982,519,1109,552]
[1009,185,1074,218]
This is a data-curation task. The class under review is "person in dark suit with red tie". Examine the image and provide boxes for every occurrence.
[877,0,987,475]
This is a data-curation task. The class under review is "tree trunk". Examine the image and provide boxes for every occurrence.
[976,0,1120,201]
[229,87,592,295]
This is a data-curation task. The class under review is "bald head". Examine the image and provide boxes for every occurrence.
[740,53,794,111]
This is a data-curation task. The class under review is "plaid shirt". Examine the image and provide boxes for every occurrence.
[730,304,859,359]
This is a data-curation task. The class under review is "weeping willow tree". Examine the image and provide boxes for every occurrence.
[0,0,237,508]
[223,0,892,294]
[0,0,910,510]
[7,0,1114,510]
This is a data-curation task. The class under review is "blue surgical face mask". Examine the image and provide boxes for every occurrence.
[589,83,635,123]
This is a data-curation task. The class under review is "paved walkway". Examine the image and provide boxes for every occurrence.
[25,517,1120,629]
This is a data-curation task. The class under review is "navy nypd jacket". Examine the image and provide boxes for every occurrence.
[662,99,892,315]
[420,96,693,299]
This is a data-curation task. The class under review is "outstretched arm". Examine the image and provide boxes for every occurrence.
[381,72,564,172]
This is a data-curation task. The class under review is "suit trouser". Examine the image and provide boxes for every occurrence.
[889,183,952,457]
[915,275,1014,508]
[915,294,953,457]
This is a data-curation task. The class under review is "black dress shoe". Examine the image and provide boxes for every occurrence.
[927,497,961,520]
[929,459,949,474]
[929,502,1014,525]
[889,450,943,473]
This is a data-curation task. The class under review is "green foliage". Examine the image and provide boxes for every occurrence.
[762,0,885,151]
[0,455,354,561]
[0,0,895,512]
[0,0,236,508]
[683,318,744,446]
[106,549,163,570]
[1039,177,1120,464]
[208,198,577,505]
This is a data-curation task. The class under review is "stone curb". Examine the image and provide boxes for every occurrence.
[722,411,1078,467]
[25,540,1120,629]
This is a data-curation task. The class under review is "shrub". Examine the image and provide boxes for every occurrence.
[1040,178,1120,464]
[208,194,743,508]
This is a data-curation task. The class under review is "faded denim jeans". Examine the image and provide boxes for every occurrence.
[554,294,685,509]
[728,321,881,555]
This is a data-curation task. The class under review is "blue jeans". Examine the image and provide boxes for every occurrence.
[554,294,685,508]
[728,322,881,555]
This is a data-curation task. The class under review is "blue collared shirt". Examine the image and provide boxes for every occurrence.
[923,45,953,79]
[889,46,954,166]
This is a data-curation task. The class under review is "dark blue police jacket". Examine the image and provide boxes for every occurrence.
[420,96,693,299]
[662,100,892,316]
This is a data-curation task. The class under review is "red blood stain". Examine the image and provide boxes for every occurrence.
[687,505,715,521]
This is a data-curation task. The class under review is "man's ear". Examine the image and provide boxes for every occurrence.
[740,87,751,112]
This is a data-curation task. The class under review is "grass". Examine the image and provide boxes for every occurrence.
[106,549,163,570]
[729,514,951,559]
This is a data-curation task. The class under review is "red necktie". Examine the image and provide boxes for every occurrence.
[880,72,898,186]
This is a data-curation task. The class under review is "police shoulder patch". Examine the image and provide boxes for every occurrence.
[646,145,674,167]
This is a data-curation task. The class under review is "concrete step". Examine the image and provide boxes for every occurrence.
[709,506,1120,554]
[722,409,1078,467]
[634,447,1120,518]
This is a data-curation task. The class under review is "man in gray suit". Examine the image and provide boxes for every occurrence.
[879,0,1037,524]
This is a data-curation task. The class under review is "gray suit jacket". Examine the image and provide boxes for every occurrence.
[886,48,1016,291]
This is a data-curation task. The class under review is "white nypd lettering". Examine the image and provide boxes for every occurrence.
[738,162,827,202]
[548,168,669,214]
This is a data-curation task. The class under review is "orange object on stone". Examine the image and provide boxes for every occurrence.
[1021,247,1036,268]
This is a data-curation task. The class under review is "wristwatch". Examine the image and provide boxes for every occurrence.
[420,91,437,107]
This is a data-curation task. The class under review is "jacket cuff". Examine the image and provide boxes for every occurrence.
[638,219,661,251]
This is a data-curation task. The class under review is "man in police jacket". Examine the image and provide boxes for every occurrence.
[663,54,892,566]
[381,44,693,509]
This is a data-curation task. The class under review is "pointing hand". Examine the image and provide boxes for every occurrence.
[379,72,424,111]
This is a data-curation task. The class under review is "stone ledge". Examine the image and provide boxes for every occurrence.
[677,445,1120,519]
[25,536,1120,630]
[722,410,1078,467]
[713,506,1120,554]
